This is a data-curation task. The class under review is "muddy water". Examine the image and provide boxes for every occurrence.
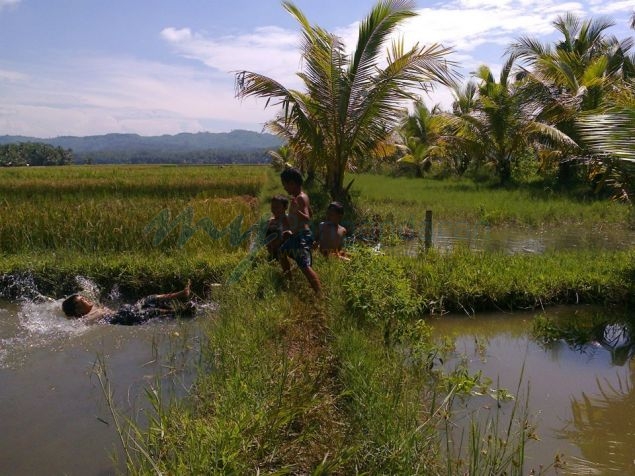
[0,298,209,476]
[388,223,635,254]
[432,305,635,475]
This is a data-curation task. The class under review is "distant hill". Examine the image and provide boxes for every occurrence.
[0,130,283,164]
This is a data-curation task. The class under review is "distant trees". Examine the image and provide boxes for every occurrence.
[0,143,73,166]
[393,12,634,199]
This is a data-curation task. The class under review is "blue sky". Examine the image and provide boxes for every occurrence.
[0,0,632,138]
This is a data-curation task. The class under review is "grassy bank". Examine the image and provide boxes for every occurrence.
[119,255,559,474]
[0,165,269,299]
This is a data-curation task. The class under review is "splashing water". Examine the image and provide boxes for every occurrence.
[73,275,102,301]
[0,275,99,368]
[106,283,121,301]
[0,273,52,303]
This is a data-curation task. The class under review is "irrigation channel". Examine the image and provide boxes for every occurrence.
[0,278,212,476]
[0,220,633,475]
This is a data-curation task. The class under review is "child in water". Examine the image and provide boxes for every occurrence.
[62,280,194,325]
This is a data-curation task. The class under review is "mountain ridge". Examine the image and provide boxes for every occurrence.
[0,130,282,153]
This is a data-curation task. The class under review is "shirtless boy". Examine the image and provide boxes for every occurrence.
[316,201,348,259]
[278,168,321,294]
[62,281,193,325]
[265,194,289,259]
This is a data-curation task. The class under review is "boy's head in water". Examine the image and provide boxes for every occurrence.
[62,294,94,317]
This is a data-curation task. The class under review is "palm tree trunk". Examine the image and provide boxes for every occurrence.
[498,159,512,184]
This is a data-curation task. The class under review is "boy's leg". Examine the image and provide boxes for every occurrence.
[153,279,191,303]
[300,266,322,295]
[278,252,292,275]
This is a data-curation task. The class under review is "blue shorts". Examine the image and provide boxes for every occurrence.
[279,229,314,269]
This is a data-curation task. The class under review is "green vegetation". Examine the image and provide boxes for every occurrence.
[0,142,73,166]
[0,165,266,297]
[2,2,633,472]
[350,173,633,227]
[1,163,632,474]
[235,0,457,199]
[246,3,633,203]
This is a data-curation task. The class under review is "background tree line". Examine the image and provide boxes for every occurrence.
[0,143,73,166]
[237,1,634,202]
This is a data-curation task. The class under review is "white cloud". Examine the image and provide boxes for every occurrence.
[0,0,20,10]
[0,55,275,137]
[588,0,635,15]
[0,68,27,82]
[161,25,302,87]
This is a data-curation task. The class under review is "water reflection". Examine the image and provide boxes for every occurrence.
[431,306,635,475]
[540,316,635,473]
[378,222,635,255]
[559,361,635,475]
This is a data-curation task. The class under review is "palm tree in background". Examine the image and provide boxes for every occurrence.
[451,56,576,184]
[397,100,455,175]
[508,13,634,185]
[235,0,458,200]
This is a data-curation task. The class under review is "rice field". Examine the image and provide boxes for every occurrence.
[0,165,267,254]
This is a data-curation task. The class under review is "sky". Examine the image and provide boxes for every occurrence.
[0,0,632,138]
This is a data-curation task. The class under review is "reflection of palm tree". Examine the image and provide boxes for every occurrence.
[560,363,635,473]
[594,322,635,366]
[558,321,635,473]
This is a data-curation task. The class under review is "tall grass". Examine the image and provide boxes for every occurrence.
[351,173,633,227]
[0,165,266,254]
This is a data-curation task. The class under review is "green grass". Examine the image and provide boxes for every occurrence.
[0,165,267,255]
[350,173,633,228]
[406,247,634,313]
[2,165,633,473]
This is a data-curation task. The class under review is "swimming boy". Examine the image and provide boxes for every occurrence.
[278,168,322,294]
[265,195,289,259]
[316,201,348,259]
[62,281,193,325]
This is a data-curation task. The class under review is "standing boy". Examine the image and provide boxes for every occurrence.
[278,168,321,294]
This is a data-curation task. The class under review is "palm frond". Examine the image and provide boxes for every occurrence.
[578,107,635,162]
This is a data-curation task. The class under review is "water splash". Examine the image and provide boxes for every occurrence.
[0,276,97,368]
[106,283,121,301]
[74,275,101,301]
[0,273,52,303]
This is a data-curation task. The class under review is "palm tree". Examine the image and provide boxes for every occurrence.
[577,103,635,201]
[398,100,440,174]
[508,13,634,184]
[235,0,458,199]
[451,56,576,184]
